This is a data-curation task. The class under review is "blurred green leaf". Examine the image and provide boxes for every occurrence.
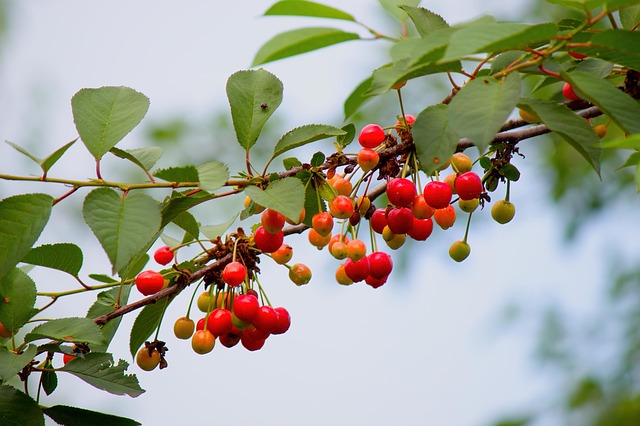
[110,147,162,172]
[378,0,419,21]
[226,69,283,150]
[567,376,604,408]
[273,124,346,158]
[0,268,37,334]
[201,214,238,240]
[575,30,640,70]
[264,1,355,21]
[0,384,44,426]
[71,86,149,160]
[400,6,449,37]
[344,76,374,119]
[366,58,461,96]
[0,344,37,382]
[21,243,83,276]
[252,27,360,66]
[61,353,144,397]
[197,161,229,192]
[619,5,640,29]
[602,134,640,150]
[413,104,461,175]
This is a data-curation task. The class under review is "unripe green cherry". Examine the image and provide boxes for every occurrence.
[289,263,312,286]
[450,153,473,173]
[174,317,195,340]
[449,240,470,262]
[491,200,516,224]
[458,198,479,213]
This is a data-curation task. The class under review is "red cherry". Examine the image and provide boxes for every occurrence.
[329,195,354,219]
[135,270,164,296]
[368,251,393,279]
[344,257,370,282]
[207,308,233,336]
[311,212,334,237]
[153,245,174,265]
[357,148,380,172]
[408,217,434,241]
[395,114,416,129]
[412,195,435,219]
[244,325,270,341]
[63,353,75,365]
[454,172,483,200]
[272,307,291,335]
[233,294,260,322]
[241,332,266,351]
[196,317,206,331]
[253,305,278,333]
[370,209,388,234]
[358,124,385,149]
[562,82,580,101]
[222,261,246,287]
[219,333,241,348]
[386,178,417,208]
[254,226,284,253]
[433,205,456,230]
[365,275,387,289]
[387,207,414,235]
[423,181,452,209]
[261,209,285,234]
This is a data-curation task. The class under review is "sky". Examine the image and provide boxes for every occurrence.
[1,1,636,425]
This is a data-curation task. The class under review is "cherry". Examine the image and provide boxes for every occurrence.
[450,153,473,173]
[261,209,285,234]
[358,124,385,149]
[0,321,12,338]
[443,173,457,192]
[241,332,266,351]
[244,325,270,341]
[332,178,353,197]
[335,263,354,285]
[135,270,165,296]
[386,178,416,207]
[288,263,312,286]
[365,275,387,289]
[458,198,479,213]
[244,196,265,214]
[136,347,161,371]
[395,114,416,129]
[344,257,370,282]
[357,148,380,172]
[449,240,471,262]
[408,217,433,241]
[519,108,539,124]
[491,200,516,224]
[254,226,284,253]
[308,228,331,249]
[215,291,233,310]
[562,82,580,101]
[370,208,388,234]
[382,226,406,250]
[454,172,483,200]
[329,195,355,219]
[253,305,278,334]
[222,261,246,287]
[271,307,291,335]
[63,353,75,365]
[174,317,195,340]
[329,240,348,260]
[423,181,452,209]
[207,308,233,336]
[368,251,393,279]
[356,196,371,215]
[594,124,607,138]
[191,329,215,354]
[196,317,206,331]
[271,243,293,264]
[311,212,334,237]
[433,205,456,230]
[219,333,241,348]
[153,245,174,265]
[233,294,260,322]
[197,292,214,313]
[411,195,435,220]
[346,239,367,261]
[387,207,414,235]
[328,233,350,251]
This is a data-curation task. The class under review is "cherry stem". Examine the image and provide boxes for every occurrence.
[153,301,169,341]
[95,159,103,181]
[462,211,473,244]
[396,89,407,126]
[505,179,511,203]
[185,281,203,319]
[52,186,79,206]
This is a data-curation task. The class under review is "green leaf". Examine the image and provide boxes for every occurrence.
[83,188,161,274]
[574,58,613,79]
[568,377,603,408]
[226,69,284,150]
[336,123,356,150]
[0,384,44,426]
[311,151,325,167]
[43,405,141,426]
[602,134,640,149]
[448,73,522,154]
[620,5,640,29]
[636,162,640,193]
[379,0,419,21]
[577,30,640,70]
[303,184,323,227]
[618,151,640,169]
[273,124,346,158]
[316,179,337,202]
[441,22,558,63]
[544,0,602,10]
[172,211,199,239]
[201,214,238,240]
[110,147,163,172]
[264,1,355,21]
[160,233,181,248]
[490,51,526,74]
[501,163,521,181]
[413,104,461,175]
[344,76,374,119]
[0,344,37,382]
[252,27,360,66]
[117,254,149,281]
[367,58,462,96]
[244,177,305,222]
[563,71,640,135]
[61,353,144,397]
[0,268,37,334]
[400,6,449,37]
[4,141,41,165]
[89,274,117,284]
[41,368,58,396]
[129,298,170,358]
[71,86,150,160]
[24,318,107,346]
[160,190,213,227]
[153,165,199,183]
[0,193,53,281]
[197,161,229,192]
[21,243,83,276]
[283,157,303,170]
[86,286,132,352]
[41,139,77,174]
[518,98,601,175]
